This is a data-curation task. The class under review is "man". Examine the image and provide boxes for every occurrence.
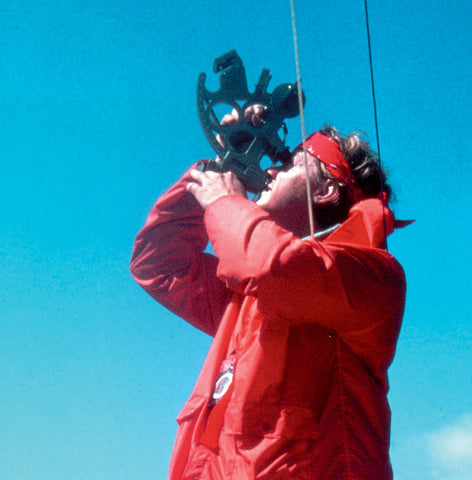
[130,120,407,479]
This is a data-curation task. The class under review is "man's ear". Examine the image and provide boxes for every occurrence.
[313,179,340,206]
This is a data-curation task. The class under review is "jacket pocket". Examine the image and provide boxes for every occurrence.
[224,402,319,440]
[176,395,208,425]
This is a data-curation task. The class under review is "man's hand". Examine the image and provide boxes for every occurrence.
[216,105,266,150]
[187,104,265,209]
[186,169,247,210]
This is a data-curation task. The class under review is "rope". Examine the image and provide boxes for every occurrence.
[290,0,388,247]
[364,0,389,250]
[289,0,315,240]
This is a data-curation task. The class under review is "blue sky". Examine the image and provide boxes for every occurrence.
[1,1,471,479]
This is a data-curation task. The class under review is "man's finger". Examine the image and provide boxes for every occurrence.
[189,168,206,184]
[185,181,196,193]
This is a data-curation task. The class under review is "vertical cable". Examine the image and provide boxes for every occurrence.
[290,0,315,240]
[364,0,389,250]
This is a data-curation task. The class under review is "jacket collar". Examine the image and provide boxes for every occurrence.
[324,197,400,249]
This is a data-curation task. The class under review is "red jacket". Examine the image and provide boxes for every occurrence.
[131,167,406,480]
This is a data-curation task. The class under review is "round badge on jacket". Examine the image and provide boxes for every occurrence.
[210,358,235,405]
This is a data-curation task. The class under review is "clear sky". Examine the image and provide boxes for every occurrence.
[1,1,471,479]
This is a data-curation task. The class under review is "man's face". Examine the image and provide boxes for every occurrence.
[256,150,326,231]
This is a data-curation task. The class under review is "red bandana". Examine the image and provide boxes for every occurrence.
[300,132,364,202]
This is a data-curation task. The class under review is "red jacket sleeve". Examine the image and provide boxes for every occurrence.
[204,195,405,375]
[130,167,233,336]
